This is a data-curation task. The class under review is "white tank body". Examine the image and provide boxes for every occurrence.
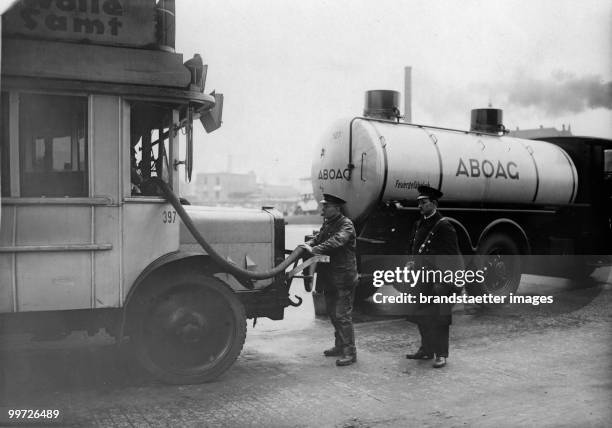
[311,118,578,220]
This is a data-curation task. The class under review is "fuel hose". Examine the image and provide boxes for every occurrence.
[151,177,306,280]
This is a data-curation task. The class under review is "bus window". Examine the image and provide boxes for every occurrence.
[130,102,174,196]
[19,94,88,197]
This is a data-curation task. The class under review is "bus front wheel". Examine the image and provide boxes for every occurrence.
[131,272,246,384]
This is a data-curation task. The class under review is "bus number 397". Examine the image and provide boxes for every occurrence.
[162,210,177,224]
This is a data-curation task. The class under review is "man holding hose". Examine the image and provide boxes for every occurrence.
[300,193,358,367]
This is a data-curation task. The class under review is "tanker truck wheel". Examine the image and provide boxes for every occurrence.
[566,255,597,282]
[468,233,522,299]
[131,272,246,384]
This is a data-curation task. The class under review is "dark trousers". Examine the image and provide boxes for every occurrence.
[324,287,356,355]
[417,321,449,357]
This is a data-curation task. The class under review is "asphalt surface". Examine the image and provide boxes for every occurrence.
[0,224,610,427]
[0,269,610,427]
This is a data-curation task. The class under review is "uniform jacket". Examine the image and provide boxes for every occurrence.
[308,212,357,288]
[409,211,463,323]
[410,211,463,275]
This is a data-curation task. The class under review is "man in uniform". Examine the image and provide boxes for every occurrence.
[405,185,462,368]
[301,193,358,366]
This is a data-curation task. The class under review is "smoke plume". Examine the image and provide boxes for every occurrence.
[506,74,612,115]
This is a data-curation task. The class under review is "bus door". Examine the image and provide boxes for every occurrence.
[120,100,181,301]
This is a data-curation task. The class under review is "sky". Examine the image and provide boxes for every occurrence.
[174,0,611,187]
[4,0,607,187]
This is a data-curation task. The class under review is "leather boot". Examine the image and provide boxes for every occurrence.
[323,346,343,357]
[433,356,447,368]
[405,348,433,360]
[336,347,357,366]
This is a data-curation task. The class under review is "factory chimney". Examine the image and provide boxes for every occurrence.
[404,66,412,123]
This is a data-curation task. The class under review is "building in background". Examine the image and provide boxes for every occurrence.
[186,170,300,213]
[509,124,573,139]
[193,171,258,203]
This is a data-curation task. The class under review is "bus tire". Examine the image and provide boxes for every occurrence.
[468,233,522,298]
[131,272,246,384]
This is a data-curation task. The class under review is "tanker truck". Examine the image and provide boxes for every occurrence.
[312,90,612,301]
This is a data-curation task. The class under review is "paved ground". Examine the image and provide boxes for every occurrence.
[0,268,611,427]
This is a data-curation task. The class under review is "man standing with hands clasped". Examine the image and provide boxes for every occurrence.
[405,185,463,368]
[299,193,358,367]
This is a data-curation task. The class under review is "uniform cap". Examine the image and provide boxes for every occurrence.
[416,185,443,201]
[320,193,346,205]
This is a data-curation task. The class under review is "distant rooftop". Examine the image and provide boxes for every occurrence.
[508,124,572,139]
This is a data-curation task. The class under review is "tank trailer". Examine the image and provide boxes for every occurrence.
[311,90,612,301]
